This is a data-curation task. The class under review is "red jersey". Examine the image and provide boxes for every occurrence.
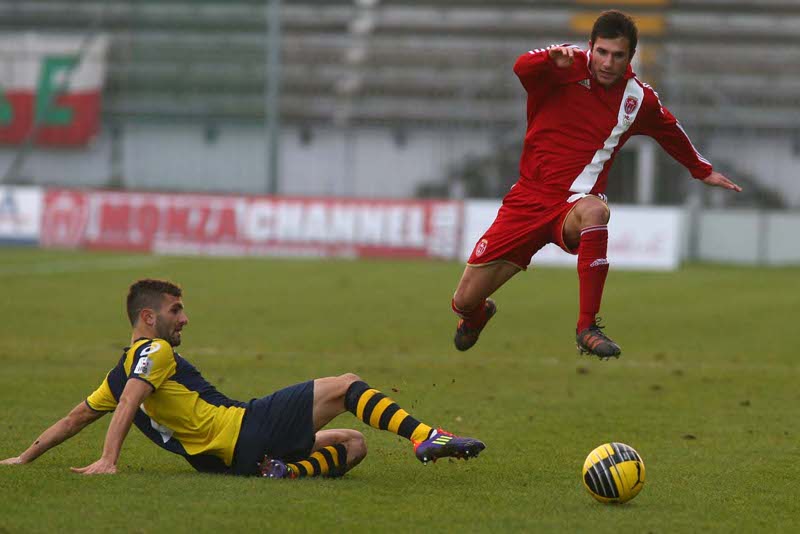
[513,45,712,204]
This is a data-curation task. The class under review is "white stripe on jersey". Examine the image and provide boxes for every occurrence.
[676,121,711,165]
[640,79,709,166]
[528,44,582,55]
[569,78,645,195]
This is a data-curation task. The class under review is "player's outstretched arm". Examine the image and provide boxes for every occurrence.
[0,401,107,465]
[700,170,742,192]
[71,378,152,475]
[514,44,582,93]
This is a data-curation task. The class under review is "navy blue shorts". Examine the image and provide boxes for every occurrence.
[230,380,316,476]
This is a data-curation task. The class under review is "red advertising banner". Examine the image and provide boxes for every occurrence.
[42,189,463,260]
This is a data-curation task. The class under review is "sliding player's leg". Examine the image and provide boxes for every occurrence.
[311,374,486,466]
[262,428,366,479]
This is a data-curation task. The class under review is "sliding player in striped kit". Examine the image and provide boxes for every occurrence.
[1,280,484,478]
[451,10,741,358]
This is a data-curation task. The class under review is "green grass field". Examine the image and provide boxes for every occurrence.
[1,248,798,533]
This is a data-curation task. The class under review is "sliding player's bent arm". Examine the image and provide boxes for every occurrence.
[0,401,107,465]
[70,378,153,475]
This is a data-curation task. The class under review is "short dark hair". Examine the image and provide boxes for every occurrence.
[126,279,182,326]
[591,10,638,55]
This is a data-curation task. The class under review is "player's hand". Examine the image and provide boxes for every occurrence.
[0,456,24,465]
[548,46,576,68]
[70,458,117,475]
[701,171,742,192]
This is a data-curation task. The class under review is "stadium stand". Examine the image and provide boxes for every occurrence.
[0,0,798,205]
[1,0,797,128]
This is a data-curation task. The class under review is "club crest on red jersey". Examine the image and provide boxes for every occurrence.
[624,96,639,115]
[475,239,488,257]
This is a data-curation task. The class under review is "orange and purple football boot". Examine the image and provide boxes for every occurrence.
[413,428,486,465]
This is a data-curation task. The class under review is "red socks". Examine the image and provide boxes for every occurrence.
[577,225,609,332]
[452,298,487,329]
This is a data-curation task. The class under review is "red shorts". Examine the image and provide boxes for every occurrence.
[467,183,584,270]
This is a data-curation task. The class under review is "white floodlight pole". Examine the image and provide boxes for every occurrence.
[265,0,282,195]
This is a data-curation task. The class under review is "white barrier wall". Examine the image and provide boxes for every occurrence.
[0,124,493,198]
[698,209,800,265]
[0,186,42,244]
[765,213,800,265]
[462,201,685,270]
[696,210,761,264]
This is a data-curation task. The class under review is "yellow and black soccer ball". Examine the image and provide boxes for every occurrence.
[582,442,645,504]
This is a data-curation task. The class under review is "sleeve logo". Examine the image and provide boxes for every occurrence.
[134,356,152,377]
[139,342,161,356]
[133,342,161,377]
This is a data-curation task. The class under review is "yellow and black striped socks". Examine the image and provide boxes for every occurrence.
[286,443,347,478]
[344,381,433,443]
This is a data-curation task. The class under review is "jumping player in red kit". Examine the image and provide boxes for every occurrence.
[450,10,741,359]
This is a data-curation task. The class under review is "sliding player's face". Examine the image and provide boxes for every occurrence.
[154,294,189,347]
[589,36,633,87]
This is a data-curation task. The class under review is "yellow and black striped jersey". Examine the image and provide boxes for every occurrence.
[86,338,246,472]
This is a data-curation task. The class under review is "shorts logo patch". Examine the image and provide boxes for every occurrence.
[475,239,488,257]
[134,356,152,377]
[590,258,609,268]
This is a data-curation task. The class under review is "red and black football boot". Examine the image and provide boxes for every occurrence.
[453,298,497,352]
[576,319,621,360]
